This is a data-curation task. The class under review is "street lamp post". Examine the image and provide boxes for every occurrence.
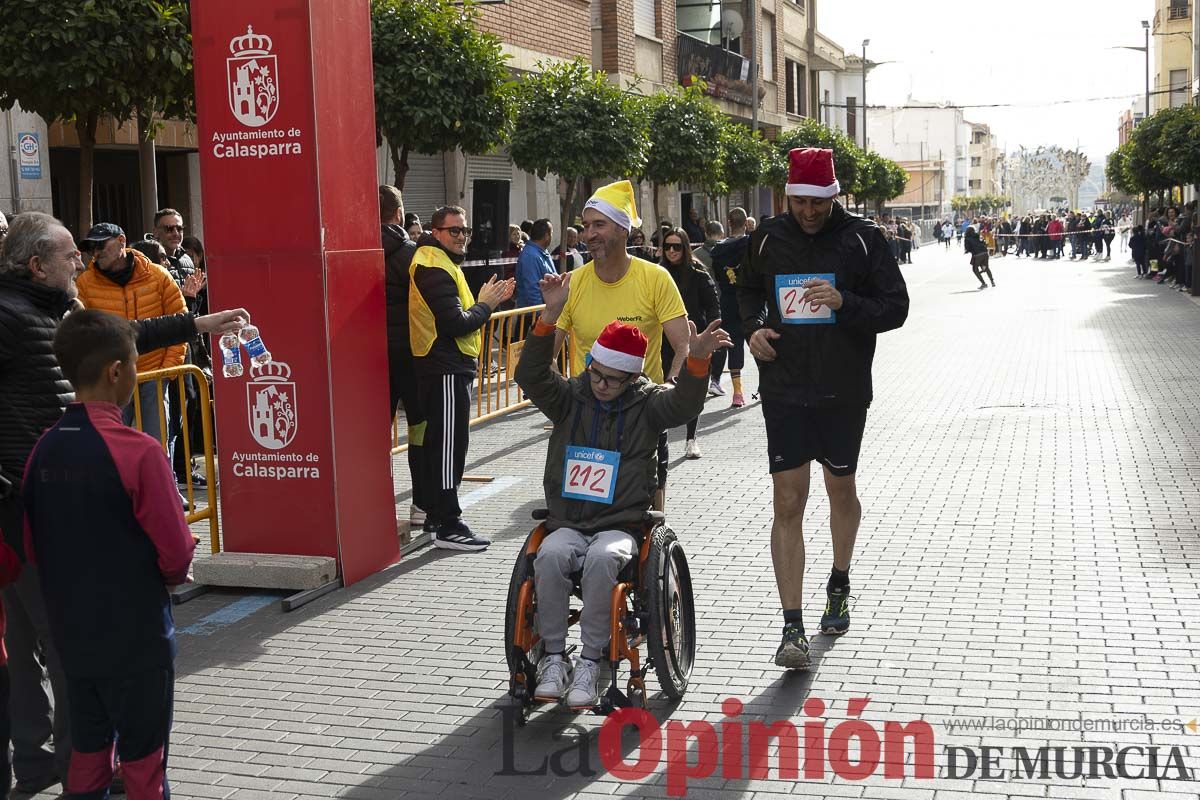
[1143,20,1150,120]
[861,39,869,151]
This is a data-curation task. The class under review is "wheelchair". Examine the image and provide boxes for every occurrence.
[504,508,696,723]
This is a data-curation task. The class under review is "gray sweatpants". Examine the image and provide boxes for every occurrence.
[534,527,636,661]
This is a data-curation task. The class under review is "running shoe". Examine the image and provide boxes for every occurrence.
[774,625,810,670]
[533,653,571,702]
[708,380,726,397]
[433,519,490,551]
[731,391,746,408]
[820,586,851,635]
[685,439,702,459]
[564,656,601,709]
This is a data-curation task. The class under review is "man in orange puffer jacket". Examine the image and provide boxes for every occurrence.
[76,223,187,450]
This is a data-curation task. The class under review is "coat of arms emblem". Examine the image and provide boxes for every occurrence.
[247,360,297,450]
[227,25,279,127]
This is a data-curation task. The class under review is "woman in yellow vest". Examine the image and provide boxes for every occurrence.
[408,205,514,551]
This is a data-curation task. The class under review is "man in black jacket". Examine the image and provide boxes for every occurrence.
[381,185,427,528]
[0,211,246,794]
[737,149,909,672]
[408,205,513,551]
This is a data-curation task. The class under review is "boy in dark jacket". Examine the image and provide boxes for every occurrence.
[23,309,195,800]
[1130,225,1148,277]
[514,271,729,709]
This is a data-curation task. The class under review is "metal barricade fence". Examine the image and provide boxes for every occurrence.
[391,303,569,454]
[133,365,221,553]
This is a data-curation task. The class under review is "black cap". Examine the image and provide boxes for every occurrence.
[82,222,124,243]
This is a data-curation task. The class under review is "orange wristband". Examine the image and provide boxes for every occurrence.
[533,318,557,336]
[685,356,710,377]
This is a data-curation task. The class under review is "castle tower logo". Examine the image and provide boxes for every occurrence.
[247,360,297,450]
[227,25,279,127]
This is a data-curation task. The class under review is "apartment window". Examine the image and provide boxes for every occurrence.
[846,96,857,140]
[971,156,982,167]
[824,89,831,127]
[783,60,806,116]
[969,179,981,189]
[791,0,806,10]
[762,14,775,81]
[633,0,655,37]
[1170,68,1188,108]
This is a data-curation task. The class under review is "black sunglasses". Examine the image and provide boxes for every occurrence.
[435,226,472,238]
[663,242,685,251]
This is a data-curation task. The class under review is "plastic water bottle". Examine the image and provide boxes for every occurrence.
[239,323,272,367]
[220,332,243,378]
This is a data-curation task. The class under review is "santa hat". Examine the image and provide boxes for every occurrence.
[590,321,647,374]
[786,148,840,198]
[584,180,642,231]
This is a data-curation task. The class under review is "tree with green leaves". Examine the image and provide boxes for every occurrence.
[1154,104,1200,188]
[371,0,512,189]
[0,0,193,232]
[1105,142,1138,197]
[509,58,648,243]
[700,121,775,207]
[640,84,724,220]
[853,151,908,216]
[772,119,862,198]
[1126,109,1175,200]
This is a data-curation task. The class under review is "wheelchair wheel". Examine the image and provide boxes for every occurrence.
[504,535,541,694]
[643,526,695,700]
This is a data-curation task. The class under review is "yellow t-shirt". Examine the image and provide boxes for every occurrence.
[557,256,687,383]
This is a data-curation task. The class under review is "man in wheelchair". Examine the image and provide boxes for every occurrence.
[513,272,730,708]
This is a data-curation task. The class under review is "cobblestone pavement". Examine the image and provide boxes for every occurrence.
[36,243,1200,799]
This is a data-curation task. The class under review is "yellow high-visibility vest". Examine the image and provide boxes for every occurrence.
[408,245,481,359]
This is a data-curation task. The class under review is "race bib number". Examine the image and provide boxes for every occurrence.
[562,445,620,505]
[776,273,836,325]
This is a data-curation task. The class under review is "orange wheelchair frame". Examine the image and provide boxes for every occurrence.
[504,509,695,722]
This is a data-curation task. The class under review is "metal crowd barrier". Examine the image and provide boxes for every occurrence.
[132,365,221,553]
[391,303,570,454]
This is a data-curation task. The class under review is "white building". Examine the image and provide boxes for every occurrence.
[865,100,972,216]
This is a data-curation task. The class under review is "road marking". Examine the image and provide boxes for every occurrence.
[459,475,521,509]
[179,594,277,636]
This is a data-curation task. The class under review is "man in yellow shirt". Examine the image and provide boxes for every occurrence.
[554,180,691,504]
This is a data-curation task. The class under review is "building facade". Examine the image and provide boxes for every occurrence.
[1152,0,1193,113]
[966,120,1003,196]
[865,101,971,218]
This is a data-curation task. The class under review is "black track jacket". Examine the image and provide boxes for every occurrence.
[736,202,909,407]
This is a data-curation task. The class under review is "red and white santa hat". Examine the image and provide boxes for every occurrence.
[786,147,840,198]
[590,321,648,375]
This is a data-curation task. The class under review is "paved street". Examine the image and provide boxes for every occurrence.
[66,241,1200,799]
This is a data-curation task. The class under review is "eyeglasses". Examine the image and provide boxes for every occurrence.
[587,366,633,388]
[663,242,685,252]
[159,225,184,233]
[435,226,472,238]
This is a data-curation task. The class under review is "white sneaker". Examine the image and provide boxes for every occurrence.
[685,439,702,459]
[533,653,571,702]
[564,656,601,709]
[408,504,426,527]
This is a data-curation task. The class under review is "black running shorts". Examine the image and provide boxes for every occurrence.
[762,402,869,477]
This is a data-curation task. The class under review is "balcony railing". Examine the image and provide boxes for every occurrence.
[1155,3,1191,28]
[677,33,763,106]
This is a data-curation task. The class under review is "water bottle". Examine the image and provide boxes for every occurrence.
[220,332,243,378]
[239,323,272,367]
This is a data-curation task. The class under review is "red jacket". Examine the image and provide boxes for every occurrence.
[0,532,23,665]
[1047,219,1064,241]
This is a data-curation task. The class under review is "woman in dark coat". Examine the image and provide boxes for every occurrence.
[964,226,995,289]
[659,227,719,459]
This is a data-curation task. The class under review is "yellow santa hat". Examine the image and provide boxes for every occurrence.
[584,180,642,231]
